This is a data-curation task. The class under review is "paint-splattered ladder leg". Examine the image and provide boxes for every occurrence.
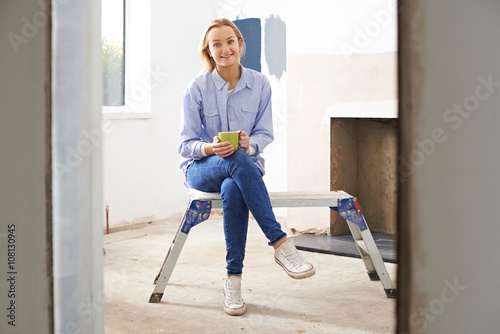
[338,197,397,298]
[149,200,212,303]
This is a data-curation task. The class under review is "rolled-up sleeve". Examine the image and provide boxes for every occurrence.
[249,76,274,154]
[179,82,208,164]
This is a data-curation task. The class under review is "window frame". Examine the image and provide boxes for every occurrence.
[102,0,152,119]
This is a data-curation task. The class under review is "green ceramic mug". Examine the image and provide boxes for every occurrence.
[218,131,239,152]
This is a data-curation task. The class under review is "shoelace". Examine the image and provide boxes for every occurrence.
[225,284,243,305]
[284,249,305,267]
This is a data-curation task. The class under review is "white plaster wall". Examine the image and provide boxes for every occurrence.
[104,0,399,231]
[51,0,104,332]
[286,0,398,233]
[104,0,288,227]
[409,1,500,332]
[287,0,397,56]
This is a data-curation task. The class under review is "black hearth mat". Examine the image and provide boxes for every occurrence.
[292,232,397,263]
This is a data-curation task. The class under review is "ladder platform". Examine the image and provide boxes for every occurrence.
[189,190,353,209]
[149,190,397,303]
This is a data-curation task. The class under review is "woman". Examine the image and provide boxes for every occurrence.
[179,18,315,316]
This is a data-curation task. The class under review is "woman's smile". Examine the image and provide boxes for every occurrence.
[207,25,242,69]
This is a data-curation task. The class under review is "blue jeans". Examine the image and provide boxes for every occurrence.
[185,150,287,276]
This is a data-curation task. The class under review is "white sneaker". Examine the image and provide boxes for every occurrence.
[223,276,246,316]
[274,239,316,279]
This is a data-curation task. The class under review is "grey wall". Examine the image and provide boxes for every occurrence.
[0,1,104,333]
[399,0,500,332]
[0,1,52,332]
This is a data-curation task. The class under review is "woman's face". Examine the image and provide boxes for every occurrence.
[206,25,242,70]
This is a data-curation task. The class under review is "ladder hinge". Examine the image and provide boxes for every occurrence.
[181,200,212,234]
[338,197,368,231]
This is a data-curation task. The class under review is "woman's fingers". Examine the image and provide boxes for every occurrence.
[213,141,235,157]
[213,136,233,157]
[238,130,250,150]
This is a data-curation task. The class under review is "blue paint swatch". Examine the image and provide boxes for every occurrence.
[234,18,261,73]
[265,15,286,79]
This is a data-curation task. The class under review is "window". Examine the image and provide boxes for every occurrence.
[101,0,125,106]
[101,0,152,118]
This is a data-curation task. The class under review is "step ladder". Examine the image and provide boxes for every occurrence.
[149,191,396,303]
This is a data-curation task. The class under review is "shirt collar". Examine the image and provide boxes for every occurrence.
[211,65,253,91]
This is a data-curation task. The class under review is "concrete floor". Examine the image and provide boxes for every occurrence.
[103,212,397,334]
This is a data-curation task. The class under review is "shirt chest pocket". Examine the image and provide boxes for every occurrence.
[202,109,221,134]
[239,106,258,128]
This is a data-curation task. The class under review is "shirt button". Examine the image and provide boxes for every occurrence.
[230,118,233,121]
[229,105,232,107]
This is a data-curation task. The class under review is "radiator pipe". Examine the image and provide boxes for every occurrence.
[106,205,109,234]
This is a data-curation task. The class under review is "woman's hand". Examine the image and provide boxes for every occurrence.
[211,136,235,157]
[238,130,251,154]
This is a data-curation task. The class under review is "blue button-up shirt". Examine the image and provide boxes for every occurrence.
[179,66,274,175]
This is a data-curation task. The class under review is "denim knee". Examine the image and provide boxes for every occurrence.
[230,149,253,163]
[226,150,260,175]
[221,178,245,207]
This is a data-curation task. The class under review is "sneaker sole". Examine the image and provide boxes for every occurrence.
[274,257,316,279]
[223,303,247,316]
[223,289,247,316]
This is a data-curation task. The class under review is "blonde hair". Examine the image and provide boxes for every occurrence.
[199,18,246,73]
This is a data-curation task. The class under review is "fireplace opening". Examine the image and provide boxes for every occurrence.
[330,118,398,235]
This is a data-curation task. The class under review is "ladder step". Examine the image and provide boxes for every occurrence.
[355,240,369,255]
